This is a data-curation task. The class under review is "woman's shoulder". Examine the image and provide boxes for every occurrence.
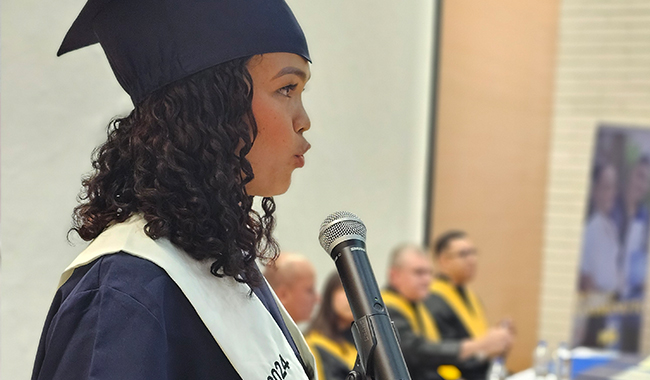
[65,251,172,289]
[95,251,172,284]
[58,252,182,320]
[36,252,244,380]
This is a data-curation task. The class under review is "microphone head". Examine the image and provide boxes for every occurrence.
[318,211,367,255]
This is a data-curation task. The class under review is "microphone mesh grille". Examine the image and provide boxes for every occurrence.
[318,211,367,254]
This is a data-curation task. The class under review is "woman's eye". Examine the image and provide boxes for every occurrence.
[278,84,297,97]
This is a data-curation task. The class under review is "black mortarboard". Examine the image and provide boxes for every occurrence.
[58,0,310,103]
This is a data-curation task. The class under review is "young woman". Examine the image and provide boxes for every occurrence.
[32,1,315,379]
[305,273,357,380]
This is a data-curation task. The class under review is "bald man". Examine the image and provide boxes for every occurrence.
[264,253,318,324]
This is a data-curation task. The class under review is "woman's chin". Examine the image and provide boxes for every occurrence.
[247,180,291,197]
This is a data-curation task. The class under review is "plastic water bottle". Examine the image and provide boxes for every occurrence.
[533,340,550,379]
[554,342,571,380]
[488,356,506,380]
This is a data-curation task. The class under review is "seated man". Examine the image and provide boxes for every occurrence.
[425,231,514,380]
[384,244,512,380]
[264,252,319,325]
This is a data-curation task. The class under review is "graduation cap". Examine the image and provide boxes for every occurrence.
[58,0,310,103]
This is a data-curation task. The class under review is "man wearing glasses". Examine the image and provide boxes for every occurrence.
[425,231,515,380]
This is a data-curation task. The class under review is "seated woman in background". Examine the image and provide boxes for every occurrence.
[305,273,356,380]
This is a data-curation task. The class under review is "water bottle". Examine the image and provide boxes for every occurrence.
[554,342,571,380]
[488,356,506,380]
[533,340,550,379]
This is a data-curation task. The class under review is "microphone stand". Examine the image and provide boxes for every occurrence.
[332,244,410,380]
[318,212,411,380]
[345,313,403,380]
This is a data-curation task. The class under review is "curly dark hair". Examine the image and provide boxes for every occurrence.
[71,56,279,287]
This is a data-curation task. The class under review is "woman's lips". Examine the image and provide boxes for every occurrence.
[295,143,310,168]
[294,154,305,168]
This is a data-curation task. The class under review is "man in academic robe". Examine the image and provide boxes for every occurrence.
[425,231,515,380]
[384,244,513,380]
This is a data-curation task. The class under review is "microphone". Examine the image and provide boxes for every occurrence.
[319,211,411,380]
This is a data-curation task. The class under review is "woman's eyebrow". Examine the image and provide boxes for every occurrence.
[272,66,310,81]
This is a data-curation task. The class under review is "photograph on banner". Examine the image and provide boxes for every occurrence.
[573,124,650,353]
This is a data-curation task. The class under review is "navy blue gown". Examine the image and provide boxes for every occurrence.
[32,252,301,380]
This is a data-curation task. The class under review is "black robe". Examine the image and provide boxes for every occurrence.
[424,281,489,380]
[305,329,356,380]
[383,288,462,380]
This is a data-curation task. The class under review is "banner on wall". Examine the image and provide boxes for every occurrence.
[573,124,650,353]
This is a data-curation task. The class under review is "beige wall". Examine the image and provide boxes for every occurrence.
[430,0,560,372]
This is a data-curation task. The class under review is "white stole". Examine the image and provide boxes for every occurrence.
[60,216,316,380]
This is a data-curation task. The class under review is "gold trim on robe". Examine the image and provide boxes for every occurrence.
[381,289,440,341]
[305,331,356,380]
[381,289,462,380]
[429,278,488,338]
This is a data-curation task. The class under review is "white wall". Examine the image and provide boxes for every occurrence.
[0,1,435,378]
[279,0,435,290]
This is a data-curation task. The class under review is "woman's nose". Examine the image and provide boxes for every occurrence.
[294,104,310,133]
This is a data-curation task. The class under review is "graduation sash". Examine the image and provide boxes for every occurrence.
[429,278,488,338]
[60,216,316,380]
[305,331,356,380]
[380,289,440,341]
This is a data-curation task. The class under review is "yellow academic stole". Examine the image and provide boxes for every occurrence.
[381,289,461,380]
[430,279,489,338]
[305,331,357,380]
[381,289,440,341]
